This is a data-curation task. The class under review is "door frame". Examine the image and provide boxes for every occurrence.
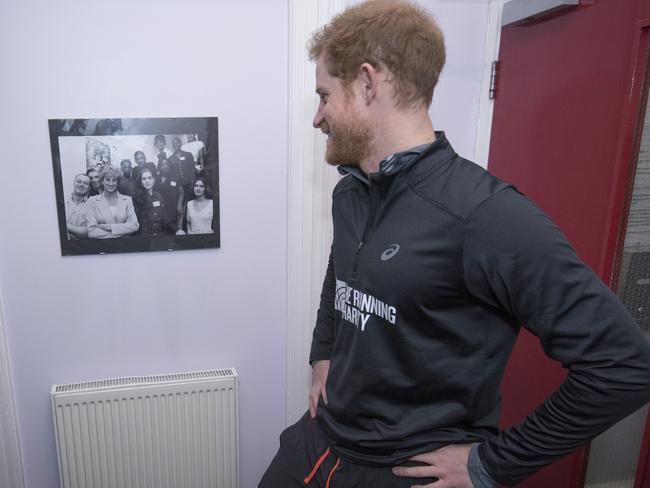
[603,17,650,283]
[285,0,346,426]
[0,298,24,488]
[626,18,650,488]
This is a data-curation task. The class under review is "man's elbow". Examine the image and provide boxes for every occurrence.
[622,342,650,405]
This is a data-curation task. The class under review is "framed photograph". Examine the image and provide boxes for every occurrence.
[49,117,219,256]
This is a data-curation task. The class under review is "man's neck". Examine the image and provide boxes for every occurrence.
[71,193,87,202]
[359,109,435,174]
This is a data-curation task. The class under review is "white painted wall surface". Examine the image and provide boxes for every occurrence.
[0,1,288,487]
[424,0,491,166]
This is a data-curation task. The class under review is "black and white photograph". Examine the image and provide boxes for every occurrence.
[49,117,219,256]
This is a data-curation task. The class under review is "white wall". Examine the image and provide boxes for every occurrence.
[425,0,491,165]
[0,1,288,487]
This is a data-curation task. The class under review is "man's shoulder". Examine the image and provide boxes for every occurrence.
[120,176,137,185]
[170,151,192,158]
[407,152,514,222]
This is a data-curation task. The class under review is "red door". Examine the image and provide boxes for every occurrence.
[487,1,650,486]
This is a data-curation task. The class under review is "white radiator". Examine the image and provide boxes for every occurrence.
[51,369,239,488]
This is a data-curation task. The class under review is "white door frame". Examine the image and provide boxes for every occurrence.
[475,0,507,167]
[285,0,346,426]
[0,299,24,488]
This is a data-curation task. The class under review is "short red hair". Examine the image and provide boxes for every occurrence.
[309,0,446,109]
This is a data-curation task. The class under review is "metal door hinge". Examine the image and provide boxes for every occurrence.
[489,60,499,100]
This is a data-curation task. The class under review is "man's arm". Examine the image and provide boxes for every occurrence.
[462,189,650,485]
[177,186,185,214]
[309,360,330,419]
[309,250,337,363]
[308,250,337,417]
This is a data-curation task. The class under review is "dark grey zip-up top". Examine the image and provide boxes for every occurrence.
[309,132,650,485]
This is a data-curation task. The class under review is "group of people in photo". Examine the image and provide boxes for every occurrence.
[64,134,215,239]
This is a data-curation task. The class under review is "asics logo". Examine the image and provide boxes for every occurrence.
[380,244,400,261]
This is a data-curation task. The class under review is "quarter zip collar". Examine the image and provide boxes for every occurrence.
[337,164,370,186]
[336,131,453,186]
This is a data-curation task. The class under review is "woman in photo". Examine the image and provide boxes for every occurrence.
[185,177,213,234]
[86,166,139,238]
[134,167,176,237]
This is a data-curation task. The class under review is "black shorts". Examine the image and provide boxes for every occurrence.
[259,412,437,488]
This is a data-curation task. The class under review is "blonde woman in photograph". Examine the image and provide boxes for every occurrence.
[86,166,139,238]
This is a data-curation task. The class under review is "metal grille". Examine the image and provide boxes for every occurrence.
[617,252,650,334]
[617,65,650,337]
[585,35,650,488]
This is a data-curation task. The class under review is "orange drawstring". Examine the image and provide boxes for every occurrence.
[325,457,341,488]
[304,447,331,485]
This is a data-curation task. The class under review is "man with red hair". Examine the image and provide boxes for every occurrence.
[260,1,650,487]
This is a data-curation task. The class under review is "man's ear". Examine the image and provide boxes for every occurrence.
[358,62,378,105]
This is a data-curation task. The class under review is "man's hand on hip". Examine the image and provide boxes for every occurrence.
[392,443,475,488]
[309,360,330,418]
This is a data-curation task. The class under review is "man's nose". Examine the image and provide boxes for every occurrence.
[313,110,323,129]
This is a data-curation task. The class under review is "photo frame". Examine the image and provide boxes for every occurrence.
[49,117,220,256]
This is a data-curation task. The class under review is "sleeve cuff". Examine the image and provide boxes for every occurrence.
[468,443,497,488]
[309,357,330,366]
